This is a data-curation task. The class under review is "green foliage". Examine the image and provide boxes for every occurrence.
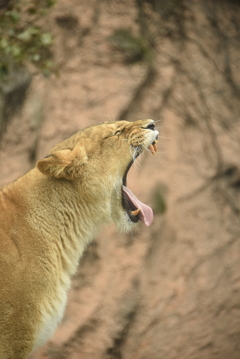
[109,28,153,64]
[151,182,167,215]
[0,0,56,80]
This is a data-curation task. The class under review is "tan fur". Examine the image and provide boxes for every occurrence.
[0,119,158,358]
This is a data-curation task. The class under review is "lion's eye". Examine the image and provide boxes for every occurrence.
[115,130,121,135]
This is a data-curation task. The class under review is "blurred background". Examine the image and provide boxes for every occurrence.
[1,0,240,358]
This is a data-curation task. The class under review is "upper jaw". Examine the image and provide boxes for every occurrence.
[126,120,159,176]
[120,121,159,226]
[131,128,159,158]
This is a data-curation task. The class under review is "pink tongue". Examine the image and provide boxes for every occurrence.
[122,186,153,226]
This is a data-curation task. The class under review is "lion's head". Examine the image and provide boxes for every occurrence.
[37,119,158,231]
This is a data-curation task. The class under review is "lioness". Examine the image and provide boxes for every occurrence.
[0,119,158,358]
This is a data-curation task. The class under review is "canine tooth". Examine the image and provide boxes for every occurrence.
[148,144,155,155]
[131,208,140,216]
[153,143,158,153]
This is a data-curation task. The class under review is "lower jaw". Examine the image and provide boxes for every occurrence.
[121,186,139,223]
[127,210,139,223]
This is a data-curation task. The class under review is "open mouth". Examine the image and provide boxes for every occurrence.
[121,135,158,227]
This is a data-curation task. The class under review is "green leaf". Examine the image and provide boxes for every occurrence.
[40,9,47,16]
[11,45,22,57]
[18,27,40,41]
[18,30,32,41]
[1,0,56,78]
[45,0,56,8]
[32,53,41,62]
[0,38,8,49]
[44,60,55,69]
[40,33,53,46]
[6,11,20,23]
[29,27,40,35]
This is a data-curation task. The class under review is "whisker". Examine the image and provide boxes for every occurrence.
[129,147,141,170]
[158,136,170,139]
[133,151,141,169]
[141,144,165,156]
[142,144,152,153]
[89,118,101,125]
[129,146,134,161]
[107,114,116,122]
[134,160,141,169]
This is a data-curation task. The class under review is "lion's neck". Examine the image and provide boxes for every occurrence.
[6,169,111,277]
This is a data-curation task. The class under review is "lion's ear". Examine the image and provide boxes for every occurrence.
[37,146,87,180]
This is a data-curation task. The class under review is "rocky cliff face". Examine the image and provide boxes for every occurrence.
[1,1,240,358]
